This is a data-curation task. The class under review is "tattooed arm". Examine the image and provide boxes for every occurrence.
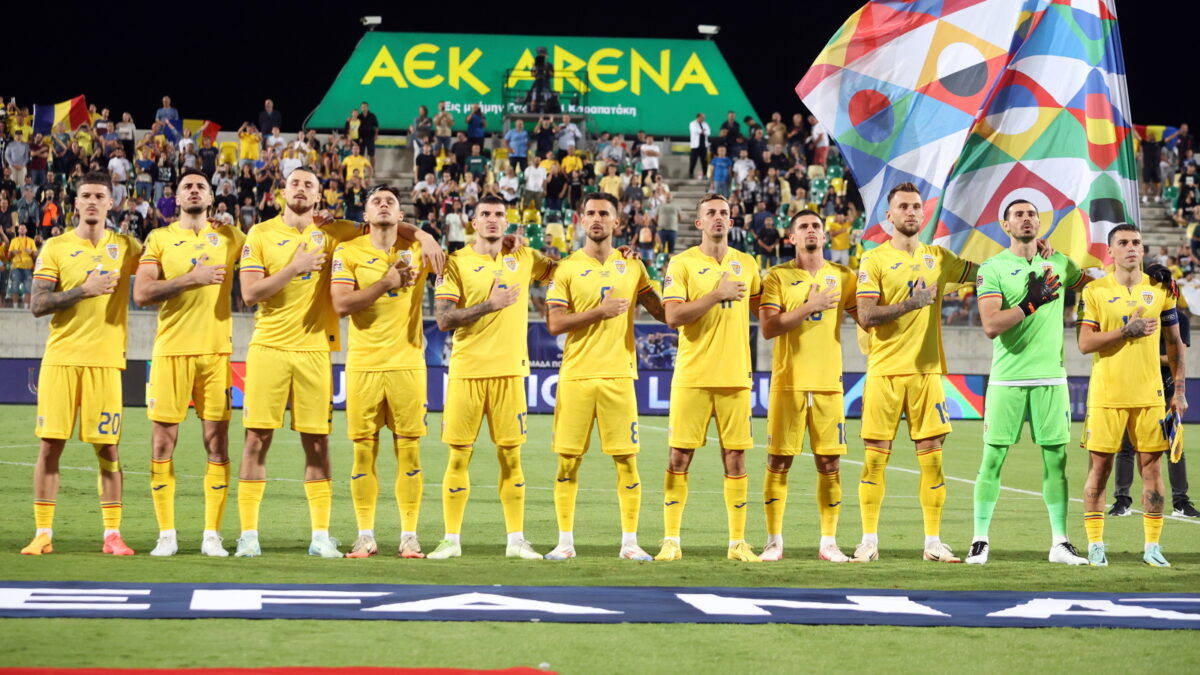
[30,273,115,318]
[434,279,519,331]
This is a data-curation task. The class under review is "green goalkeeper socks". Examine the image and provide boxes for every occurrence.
[1041,444,1069,538]
[973,443,1008,539]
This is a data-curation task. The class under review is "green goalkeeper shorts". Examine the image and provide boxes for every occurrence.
[982,384,1072,447]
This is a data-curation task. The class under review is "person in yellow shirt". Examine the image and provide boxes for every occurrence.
[758,210,862,563]
[656,193,763,563]
[827,213,852,266]
[428,194,556,560]
[852,182,976,564]
[599,164,623,199]
[22,170,142,557]
[237,123,262,167]
[133,168,245,558]
[543,192,666,561]
[7,223,38,308]
[330,185,430,560]
[342,144,372,183]
[1077,224,1187,568]
[234,167,443,558]
[561,152,583,176]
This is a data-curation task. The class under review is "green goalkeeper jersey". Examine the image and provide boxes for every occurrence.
[976,249,1081,383]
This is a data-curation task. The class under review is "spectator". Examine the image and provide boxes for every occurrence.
[498,166,519,205]
[599,133,626,168]
[755,215,780,268]
[215,181,239,215]
[433,101,454,154]
[28,133,49,186]
[450,131,472,165]
[444,200,467,252]
[522,160,547,209]
[710,145,733,197]
[544,163,568,213]
[155,96,181,136]
[728,214,749,252]
[828,212,852,265]
[15,185,39,231]
[504,120,530,171]
[410,105,433,155]
[655,191,680,254]
[688,112,711,178]
[342,143,372,182]
[732,148,755,187]
[465,145,488,179]
[466,104,486,146]
[345,109,361,148]
[6,130,29,186]
[197,137,219,178]
[807,115,829,167]
[6,223,36,308]
[258,99,281,142]
[414,143,436,181]
[238,195,257,231]
[344,177,366,221]
[639,135,661,179]
[766,111,787,147]
[156,185,176,222]
[359,101,380,159]
[237,123,262,168]
[720,111,741,143]
[555,114,582,159]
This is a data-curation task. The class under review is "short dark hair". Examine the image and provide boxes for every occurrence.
[789,209,823,228]
[477,194,506,209]
[1002,198,1035,221]
[1107,223,1140,245]
[887,182,921,204]
[284,165,319,181]
[364,183,403,203]
[80,170,113,193]
[697,193,730,211]
[176,168,211,191]
[582,192,619,211]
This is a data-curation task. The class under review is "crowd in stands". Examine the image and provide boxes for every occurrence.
[1,91,1196,325]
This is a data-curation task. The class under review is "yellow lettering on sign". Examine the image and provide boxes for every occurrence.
[450,47,489,95]
[587,48,625,93]
[672,52,718,95]
[630,49,670,95]
[360,45,408,88]
[554,46,589,93]
[506,50,535,88]
[404,43,444,88]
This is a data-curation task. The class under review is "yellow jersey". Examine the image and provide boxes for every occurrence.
[140,222,245,357]
[1078,272,1178,408]
[32,228,142,368]
[761,260,856,391]
[546,249,653,381]
[240,216,361,352]
[662,246,762,388]
[856,240,973,376]
[434,245,554,379]
[343,156,371,181]
[238,133,261,161]
[826,217,851,251]
[331,235,430,372]
[7,236,38,269]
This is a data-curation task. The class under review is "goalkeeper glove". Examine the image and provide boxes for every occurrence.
[1017,270,1061,316]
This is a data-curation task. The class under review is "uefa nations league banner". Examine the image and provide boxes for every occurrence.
[305,33,759,136]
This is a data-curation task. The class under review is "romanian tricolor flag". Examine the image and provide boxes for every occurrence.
[32,95,90,135]
[183,119,222,143]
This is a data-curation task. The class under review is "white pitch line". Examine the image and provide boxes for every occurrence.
[639,423,1200,525]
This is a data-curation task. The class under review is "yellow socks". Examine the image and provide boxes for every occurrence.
[763,465,789,537]
[816,468,842,538]
[916,448,946,538]
[350,438,379,531]
[34,500,55,531]
[203,460,231,532]
[304,479,333,532]
[1084,511,1104,544]
[663,470,689,538]
[238,479,266,532]
[497,444,525,534]
[613,454,641,535]
[859,447,890,535]
[394,437,423,533]
[724,474,749,542]
[442,445,474,535]
[554,454,582,533]
[150,458,176,532]
[1143,512,1163,545]
[100,501,122,530]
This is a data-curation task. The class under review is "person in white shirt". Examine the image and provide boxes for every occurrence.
[444,200,467,252]
[555,114,583,157]
[106,150,132,184]
[688,112,711,178]
[522,162,547,209]
[732,148,755,186]
[808,115,830,166]
[639,136,661,179]
[499,167,520,205]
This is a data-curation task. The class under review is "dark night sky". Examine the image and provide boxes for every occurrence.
[8,1,1196,132]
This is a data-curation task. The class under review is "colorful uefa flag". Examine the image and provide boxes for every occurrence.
[31,95,90,136]
[798,0,1137,268]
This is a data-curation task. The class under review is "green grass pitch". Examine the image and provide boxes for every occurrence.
[1,404,1197,672]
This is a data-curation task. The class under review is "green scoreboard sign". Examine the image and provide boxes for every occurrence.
[306,32,759,136]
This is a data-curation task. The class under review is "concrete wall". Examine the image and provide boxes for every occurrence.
[6,308,1196,376]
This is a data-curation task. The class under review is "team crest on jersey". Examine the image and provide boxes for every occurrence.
[824,274,837,289]
[1143,291,1155,305]
[106,243,119,260]
[504,255,518,272]
[613,259,627,275]
[310,231,325,247]
[398,250,413,267]
[923,254,935,270]
[241,245,252,260]
[207,233,220,247]
[730,261,742,276]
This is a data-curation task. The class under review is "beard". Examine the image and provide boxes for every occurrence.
[183,204,207,216]
[804,242,820,252]
[894,220,921,236]
[587,230,610,243]
[287,199,314,215]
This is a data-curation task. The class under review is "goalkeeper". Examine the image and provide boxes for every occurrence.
[965,199,1093,565]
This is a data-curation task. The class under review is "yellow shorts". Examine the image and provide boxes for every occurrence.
[35,365,123,444]
[668,387,753,450]
[766,389,848,456]
[1083,406,1168,453]
[552,378,640,456]
[860,374,952,441]
[146,354,232,424]
[442,376,527,446]
[345,369,428,439]
[242,345,332,434]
